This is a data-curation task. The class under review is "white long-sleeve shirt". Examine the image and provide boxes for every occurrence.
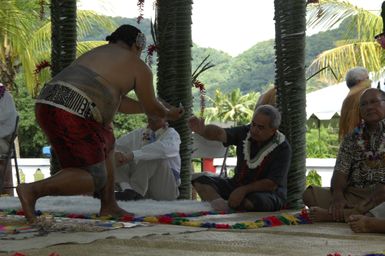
[116,127,181,185]
[0,90,18,138]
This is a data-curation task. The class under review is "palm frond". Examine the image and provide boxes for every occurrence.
[76,41,107,56]
[0,2,30,60]
[28,22,51,57]
[76,10,117,40]
[307,0,381,41]
[308,0,361,30]
[306,42,384,82]
[192,55,215,82]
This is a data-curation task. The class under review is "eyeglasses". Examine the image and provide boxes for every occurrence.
[359,99,385,108]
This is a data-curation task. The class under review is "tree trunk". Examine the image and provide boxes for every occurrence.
[156,0,193,199]
[50,0,77,76]
[274,0,307,208]
[49,0,77,175]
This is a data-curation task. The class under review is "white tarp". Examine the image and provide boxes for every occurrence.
[306,80,381,121]
[306,82,348,120]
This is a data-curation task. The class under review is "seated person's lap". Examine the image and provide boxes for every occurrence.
[193,175,284,211]
[304,185,373,209]
[192,175,235,199]
[246,192,284,212]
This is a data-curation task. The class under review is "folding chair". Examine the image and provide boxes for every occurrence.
[0,116,20,192]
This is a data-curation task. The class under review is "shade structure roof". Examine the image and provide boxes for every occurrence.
[306,81,348,120]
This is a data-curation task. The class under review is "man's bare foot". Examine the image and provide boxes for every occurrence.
[16,184,37,223]
[309,207,334,222]
[99,204,133,219]
[210,198,230,212]
[348,215,385,233]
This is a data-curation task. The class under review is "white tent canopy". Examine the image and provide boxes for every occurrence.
[306,81,348,120]
[305,80,380,121]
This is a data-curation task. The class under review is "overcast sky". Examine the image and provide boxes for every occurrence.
[78,0,384,56]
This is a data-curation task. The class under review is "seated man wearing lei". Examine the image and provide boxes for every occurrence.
[303,88,385,223]
[114,114,181,201]
[189,104,291,212]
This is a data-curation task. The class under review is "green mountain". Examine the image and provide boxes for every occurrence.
[80,16,348,97]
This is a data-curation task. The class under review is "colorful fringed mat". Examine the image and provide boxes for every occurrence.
[0,222,37,236]
[327,252,385,256]
[0,208,312,230]
[0,211,129,237]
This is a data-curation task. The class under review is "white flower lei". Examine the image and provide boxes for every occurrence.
[356,120,385,160]
[243,131,285,169]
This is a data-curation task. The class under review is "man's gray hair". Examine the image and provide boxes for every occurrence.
[345,67,369,89]
[254,105,281,129]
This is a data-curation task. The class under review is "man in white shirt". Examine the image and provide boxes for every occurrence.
[0,84,18,195]
[114,115,181,201]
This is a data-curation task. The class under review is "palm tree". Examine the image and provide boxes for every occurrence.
[0,0,116,96]
[49,0,78,175]
[156,0,193,199]
[274,0,307,209]
[0,0,42,91]
[306,0,383,82]
[204,88,259,126]
[50,0,77,77]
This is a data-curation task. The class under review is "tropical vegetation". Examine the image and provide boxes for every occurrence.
[204,88,258,125]
[0,0,116,96]
[10,13,349,159]
[4,1,352,163]
[306,126,339,158]
[82,15,352,98]
[306,0,384,82]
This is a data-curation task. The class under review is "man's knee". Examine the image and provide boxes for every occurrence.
[137,159,168,173]
[192,180,205,191]
[192,180,213,195]
[87,163,107,192]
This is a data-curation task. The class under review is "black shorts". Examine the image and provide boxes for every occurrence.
[192,174,284,211]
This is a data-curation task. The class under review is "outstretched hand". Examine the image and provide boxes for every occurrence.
[115,151,134,167]
[188,115,206,134]
[167,104,185,121]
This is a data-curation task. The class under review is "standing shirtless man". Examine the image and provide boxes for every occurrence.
[17,24,184,222]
